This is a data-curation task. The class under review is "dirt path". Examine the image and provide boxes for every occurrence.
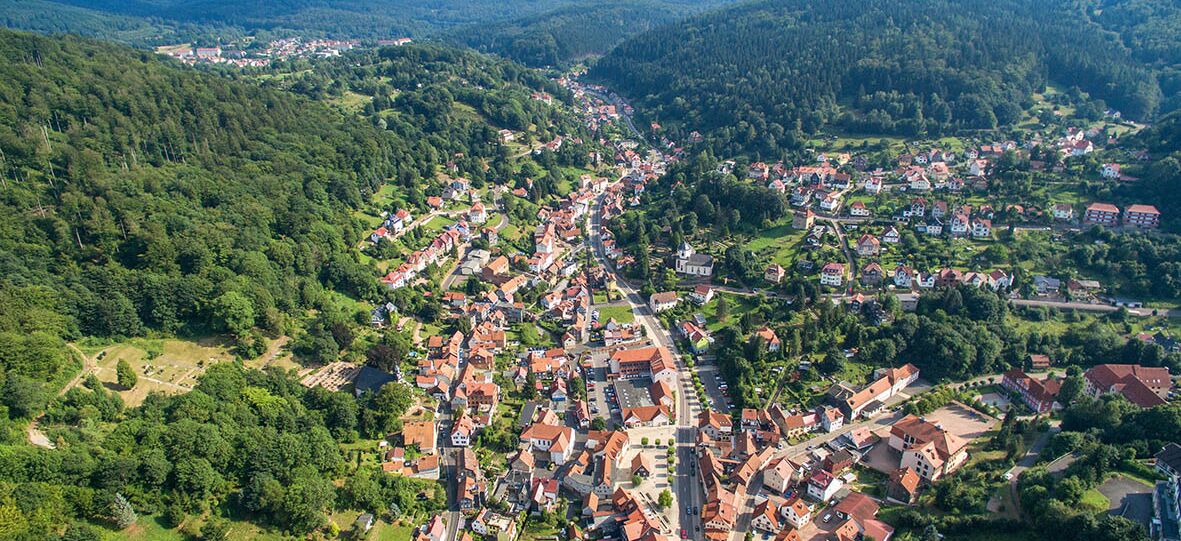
[59,343,100,396]
[27,343,103,448]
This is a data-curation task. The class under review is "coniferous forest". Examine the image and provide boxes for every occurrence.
[591,0,1168,157]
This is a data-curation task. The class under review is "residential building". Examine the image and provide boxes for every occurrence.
[1084,202,1120,226]
[1153,443,1181,541]
[807,469,844,502]
[856,234,881,257]
[820,262,846,287]
[886,467,921,504]
[520,423,576,464]
[1125,204,1161,229]
[649,291,679,313]
[765,264,786,284]
[889,415,969,481]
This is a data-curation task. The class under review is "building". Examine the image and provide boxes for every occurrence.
[830,492,894,541]
[649,291,679,313]
[1084,203,1121,226]
[1029,354,1052,370]
[698,410,733,440]
[675,242,714,277]
[807,469,844,502]
[831,364,920,420]
[1084,364,1171,408]
[1154,443,1181,541]
[889,415,969,481]
[414,515,447,541]
[821,406,844,433]
[856,234,881,257]
[402,421,438,455]
[1001,370,1061,413]
[471,509,518,541]
[886,467,921,504]
[820,262,846,287]
[765,264,786,284]
[756,327,781,351]
[609,347,677,384]
[689,284,716,304]
[1052,203,1074,221]
[621,405,671,428]
[520,423,576,464]
[1125,204,1161,229]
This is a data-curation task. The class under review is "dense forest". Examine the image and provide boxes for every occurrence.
[0,30,569,404]
[590,0,1165,158]
[451,0,733,67]
[0,361,441,539]
[1,0,610,45]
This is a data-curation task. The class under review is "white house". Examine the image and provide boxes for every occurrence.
[820,263,846,287]
[649,292,679,313]
[807,470,844,502]
[971,218,992,238]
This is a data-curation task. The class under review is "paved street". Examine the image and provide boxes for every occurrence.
[588,175,705,537]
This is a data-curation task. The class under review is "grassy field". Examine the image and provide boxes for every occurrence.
[99,516,185,541]
[698,293,760,332]
[1081,488,1110,511]
[88,337,235,406]
[422,215,457,235]
[745,223,807,269]
[329,91,371,112]
[596,305,635,324]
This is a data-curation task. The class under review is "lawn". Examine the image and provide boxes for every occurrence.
[596,305,636,324]
[745,223,807,269]
[1081,488,1109,512]
[422,215,457,235]
[698,293,760,332]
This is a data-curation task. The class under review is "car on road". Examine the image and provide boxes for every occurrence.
[681,530,687,539]
[823,513,832,523]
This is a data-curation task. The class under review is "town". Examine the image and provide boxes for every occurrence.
[297,69,1181,541]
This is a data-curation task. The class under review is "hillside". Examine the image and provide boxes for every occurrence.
[590,0,1164,157]
[0,29,566,388]
[451,0,735,67]
[1,0,589,45]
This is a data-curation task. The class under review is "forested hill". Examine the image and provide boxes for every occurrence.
[0,27,400,364]
[0,30,558,384]
[590,0,1165,158]
[450,0,735,67]
[1,0,589,46]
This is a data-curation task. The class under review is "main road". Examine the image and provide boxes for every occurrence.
[587,182,705,538]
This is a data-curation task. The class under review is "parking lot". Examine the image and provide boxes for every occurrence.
[694,360,732,413]
[614,377,655,411]
[583,358,610,423]
[1099,474,1154,529]
[923,402,997,441]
